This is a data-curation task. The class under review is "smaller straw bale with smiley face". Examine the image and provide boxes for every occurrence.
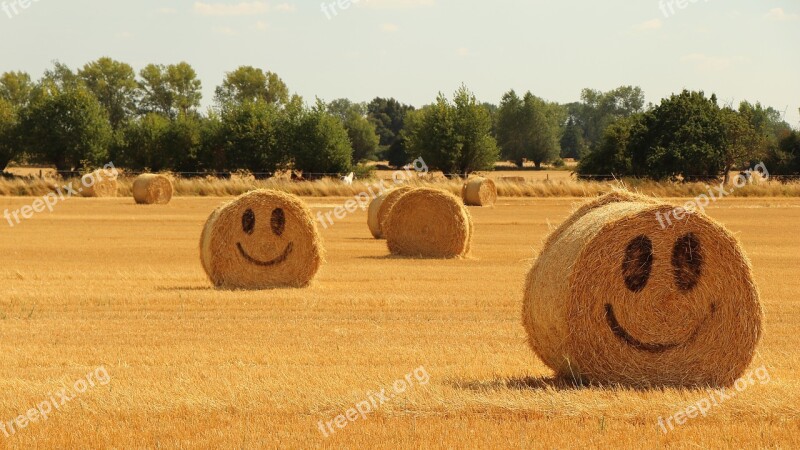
[200,190,324,289]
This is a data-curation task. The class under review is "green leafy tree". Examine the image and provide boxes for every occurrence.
[214,66,289,107]
[20,87,112,170]
[739,101,792,172]
[524,94,565,168]
[576,115,638,177]
[0,71,34,109]
[496,90,563,168]
[719,108,760,182]
[367,97,415,151]
[164,114,204,172]
[116,113,171,171]
[629,90,725,180]
[0,98,19,170]
[406,86,498,176]
[560,116,589,159]
[78,57,140,130]
[496,90,525,166]
[219,101,284,175]
[327,99,379,162]
[139,62,202,118]
[573,86,646,149]
[781,131,800,174]
[289,100,353,175]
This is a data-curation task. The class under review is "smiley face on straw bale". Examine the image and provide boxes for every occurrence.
[200,190,324,289]
[523,191,762,387]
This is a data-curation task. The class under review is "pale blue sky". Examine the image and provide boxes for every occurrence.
[1,0,798,125]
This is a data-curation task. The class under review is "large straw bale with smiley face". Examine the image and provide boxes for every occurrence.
[523,190,762,387]
[384,188,473,258]
[200,190,324,289]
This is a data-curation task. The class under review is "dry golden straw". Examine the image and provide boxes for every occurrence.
[200,189,324,289]
[133,174,173,205]
[462,177,497,206]
[378,186,414,236]
[384,188,473,258]
[80,170,118,197]
[367,186,413,239]
[367,191,389,239]
[523,190,762,387]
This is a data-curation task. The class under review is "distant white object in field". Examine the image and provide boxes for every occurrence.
[341,172,355,185]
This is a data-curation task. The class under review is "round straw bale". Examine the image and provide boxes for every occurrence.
[200,189,324,289]
[462,177,497,206]
[378,186,414,233]
[367,191,389,239]
[132,173,173,205]
[80,170,118,197]
[384,188,473,258]
[523,191,762,387]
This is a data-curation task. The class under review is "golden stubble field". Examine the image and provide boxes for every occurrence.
[0,195,799,449]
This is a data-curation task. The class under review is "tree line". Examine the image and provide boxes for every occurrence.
[0,58,798,180]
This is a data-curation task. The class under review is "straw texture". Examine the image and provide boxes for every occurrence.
[462,177,497,206]
[200,189,324,289]
[133,174,173,205]
[523,191,762,387]
[384,188,473,258]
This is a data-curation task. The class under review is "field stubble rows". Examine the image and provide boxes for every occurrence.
[0,196,798,448]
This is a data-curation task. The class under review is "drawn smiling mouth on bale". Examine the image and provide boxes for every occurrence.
[237,241,294,267]
[605,302,716,353]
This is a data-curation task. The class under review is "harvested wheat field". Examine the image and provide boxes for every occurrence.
[0,195,799,448]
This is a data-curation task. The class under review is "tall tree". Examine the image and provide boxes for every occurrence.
[719,108,760,183]
[629,90,725,180]
[576,115,639,177]
[139,62,202,118]
[116,113,171,171]
[327,99,379,162]
[496,90,525,166]
[367,97,415,151]
[0,71,34,109]
[219,101,284,175]
[214,66,289,107]
[20,87,112,170]
[560,116,588,159]
[78,57,140,130]
[496,90,564,168]
[406,86,498,177]
[289,100,353,175]
[574,86,645,149]
[0,98,18,171]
